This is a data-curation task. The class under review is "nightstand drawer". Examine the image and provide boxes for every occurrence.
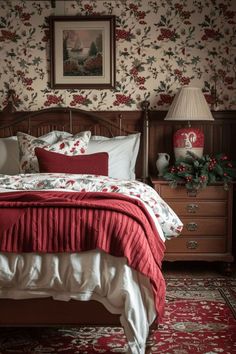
[167,201,227,216]
[165,237,226,253]
[181,218,227,235]
[159,185,228,200]
[150,177,234,264]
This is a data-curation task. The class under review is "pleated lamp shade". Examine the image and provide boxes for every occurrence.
[165,87,214,159]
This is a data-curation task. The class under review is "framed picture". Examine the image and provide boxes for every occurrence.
[50,15,116,89]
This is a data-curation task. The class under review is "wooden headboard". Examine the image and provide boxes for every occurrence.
[0,92,150,180]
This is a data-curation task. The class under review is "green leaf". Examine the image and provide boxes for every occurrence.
[214,165,223,176]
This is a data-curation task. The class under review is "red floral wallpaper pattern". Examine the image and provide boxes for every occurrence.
[0,0,235,110]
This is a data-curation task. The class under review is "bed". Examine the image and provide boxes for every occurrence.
[0,92,182,354]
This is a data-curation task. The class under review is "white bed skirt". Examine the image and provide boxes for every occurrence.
[0,249,156,354]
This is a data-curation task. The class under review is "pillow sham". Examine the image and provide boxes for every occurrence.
[17,131,91,173]
[35,148,109,176]
[86,133,141,180]
[0,136,20,175]
[0,131,71,176]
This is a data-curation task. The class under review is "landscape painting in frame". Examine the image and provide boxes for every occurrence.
[50,16,116,89]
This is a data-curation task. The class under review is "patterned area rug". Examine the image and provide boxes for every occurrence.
[0,277,236,354]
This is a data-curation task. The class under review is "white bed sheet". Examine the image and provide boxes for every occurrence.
[0,250,156,354]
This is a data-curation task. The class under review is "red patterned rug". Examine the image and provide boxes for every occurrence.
[0,277,236,353]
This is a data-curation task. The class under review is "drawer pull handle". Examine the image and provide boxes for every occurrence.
[187,190,197,197]
[186,222,198,231]
[186,240,198,249]
[186,204,198,213]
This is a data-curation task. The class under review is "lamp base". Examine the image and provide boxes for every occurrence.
[174,147,203,160]
[173,127,204,160]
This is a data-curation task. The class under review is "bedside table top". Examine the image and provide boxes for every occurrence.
[149,176,180,185]
[149,176,235,187]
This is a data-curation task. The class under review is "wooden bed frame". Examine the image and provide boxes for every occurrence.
[0,92,156,352]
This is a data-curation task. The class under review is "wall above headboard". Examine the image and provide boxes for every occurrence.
[0,0,235,111]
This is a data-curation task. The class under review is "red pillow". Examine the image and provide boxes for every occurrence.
[35,147,109,176]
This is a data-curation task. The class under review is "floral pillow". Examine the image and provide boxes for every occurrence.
[17,131,91,173]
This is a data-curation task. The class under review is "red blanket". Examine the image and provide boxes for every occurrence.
[0,191,166,321]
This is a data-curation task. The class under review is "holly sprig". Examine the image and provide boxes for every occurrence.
[163,151,236,190]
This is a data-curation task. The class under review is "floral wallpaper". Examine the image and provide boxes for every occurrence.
[0,0,235,111]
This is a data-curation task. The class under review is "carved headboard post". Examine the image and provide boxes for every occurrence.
[141,100,150,182]
[2,90,16,114]
[69,109,73,133]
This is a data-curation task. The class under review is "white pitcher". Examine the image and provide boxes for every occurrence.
[156,153,170,176]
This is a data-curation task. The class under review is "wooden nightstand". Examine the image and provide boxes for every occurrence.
[150,177,234,271]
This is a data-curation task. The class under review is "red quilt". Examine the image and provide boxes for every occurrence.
[0,191,166,321]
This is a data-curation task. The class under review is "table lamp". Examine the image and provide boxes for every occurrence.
[165,86,214,159]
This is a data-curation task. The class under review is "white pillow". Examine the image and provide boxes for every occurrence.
[86,133,141,180]
[36,131,141,180]
[0,136,20,175]
[17,130,91,173]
